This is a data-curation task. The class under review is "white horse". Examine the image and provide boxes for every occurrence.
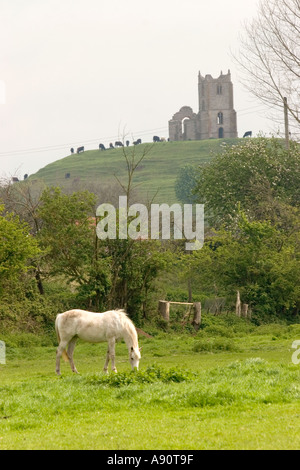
[55,309,141,375]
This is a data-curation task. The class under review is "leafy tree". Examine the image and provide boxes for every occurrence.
[38,187,97,284]
[0,179,47,293]
[194,137,300,228]
[0,204,40,295]
[175,165,198,204]
[187,212,300,317]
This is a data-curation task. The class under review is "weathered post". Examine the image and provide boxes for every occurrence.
[192,302,201,330]
[241,303,249,319]
[0,340,6,365]
[158,300,170,322]
[236,290,241,317]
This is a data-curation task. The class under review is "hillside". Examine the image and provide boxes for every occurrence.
[29,139,240,204]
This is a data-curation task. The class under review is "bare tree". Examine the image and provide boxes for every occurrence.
[234,0,300,138]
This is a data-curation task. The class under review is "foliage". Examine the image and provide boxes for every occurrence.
[186,211,299,317]
[175,164,198,204]
[194,137,300,227]
[38,187,97,283]
[85,365,195,387]
[0,204,40,295]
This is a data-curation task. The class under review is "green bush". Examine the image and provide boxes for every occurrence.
[193,337,239,353]
[84,366,196,388]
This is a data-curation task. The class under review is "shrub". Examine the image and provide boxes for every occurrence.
[193,337,239,353]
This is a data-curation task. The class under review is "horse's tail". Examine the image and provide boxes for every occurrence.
[55,314,69,363]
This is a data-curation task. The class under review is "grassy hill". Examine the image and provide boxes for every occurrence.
[29,139,240,204]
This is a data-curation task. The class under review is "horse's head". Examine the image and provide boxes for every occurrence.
[130,346,141,371]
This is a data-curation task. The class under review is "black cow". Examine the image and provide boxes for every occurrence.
[126,140,130,147]
[115,141,124,147]
[133,138,142,145]
[243,131,252,138]
[153,135,160,142]
[70,148,74,154]
[109,143,114,149]
[99,143,106,151]
[77,146,84,153]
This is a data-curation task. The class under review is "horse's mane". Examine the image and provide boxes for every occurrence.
[114,309,138,338]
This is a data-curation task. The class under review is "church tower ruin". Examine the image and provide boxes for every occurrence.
[168,70,238,141]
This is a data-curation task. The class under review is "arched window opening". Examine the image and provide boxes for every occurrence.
[217,112,223,125]
[217,84,222,95]
[182,117,190,135]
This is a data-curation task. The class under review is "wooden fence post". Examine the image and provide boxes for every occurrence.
[241,303,249,318]
[236,290,241,317]
[158,300,170,322]
[192,302,201,330]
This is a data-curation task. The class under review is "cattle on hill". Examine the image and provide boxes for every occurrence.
[77,146,84,153]
[243,131,252,138]
[70,148,74,154]
[109,143,114,149]
[115,141,124,147]
[126,140,130,147]
[153,136,160,142]
[133,138,142,145]
[99,143,106,151]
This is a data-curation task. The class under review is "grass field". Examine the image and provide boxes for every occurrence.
[28,139,240,204]
[1,317,300,450]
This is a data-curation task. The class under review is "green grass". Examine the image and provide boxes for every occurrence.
[1,320,300,449]
[28,139,240,204]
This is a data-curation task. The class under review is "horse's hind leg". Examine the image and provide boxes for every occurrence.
[109,338,117,373]
[67,337,79,374]
[56,340,68,375]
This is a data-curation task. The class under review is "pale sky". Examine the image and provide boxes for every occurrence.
[0,0,275,180]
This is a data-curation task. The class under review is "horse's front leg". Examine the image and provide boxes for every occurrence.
[103,347,110,374]
[103,338,117,373]
[110,338,117,373]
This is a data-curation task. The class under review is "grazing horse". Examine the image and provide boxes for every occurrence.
[55,309,141,375]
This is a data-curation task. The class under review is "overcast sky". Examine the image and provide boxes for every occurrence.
[0,0,275,180]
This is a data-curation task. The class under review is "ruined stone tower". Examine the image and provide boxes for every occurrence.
[168,70,238,141]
